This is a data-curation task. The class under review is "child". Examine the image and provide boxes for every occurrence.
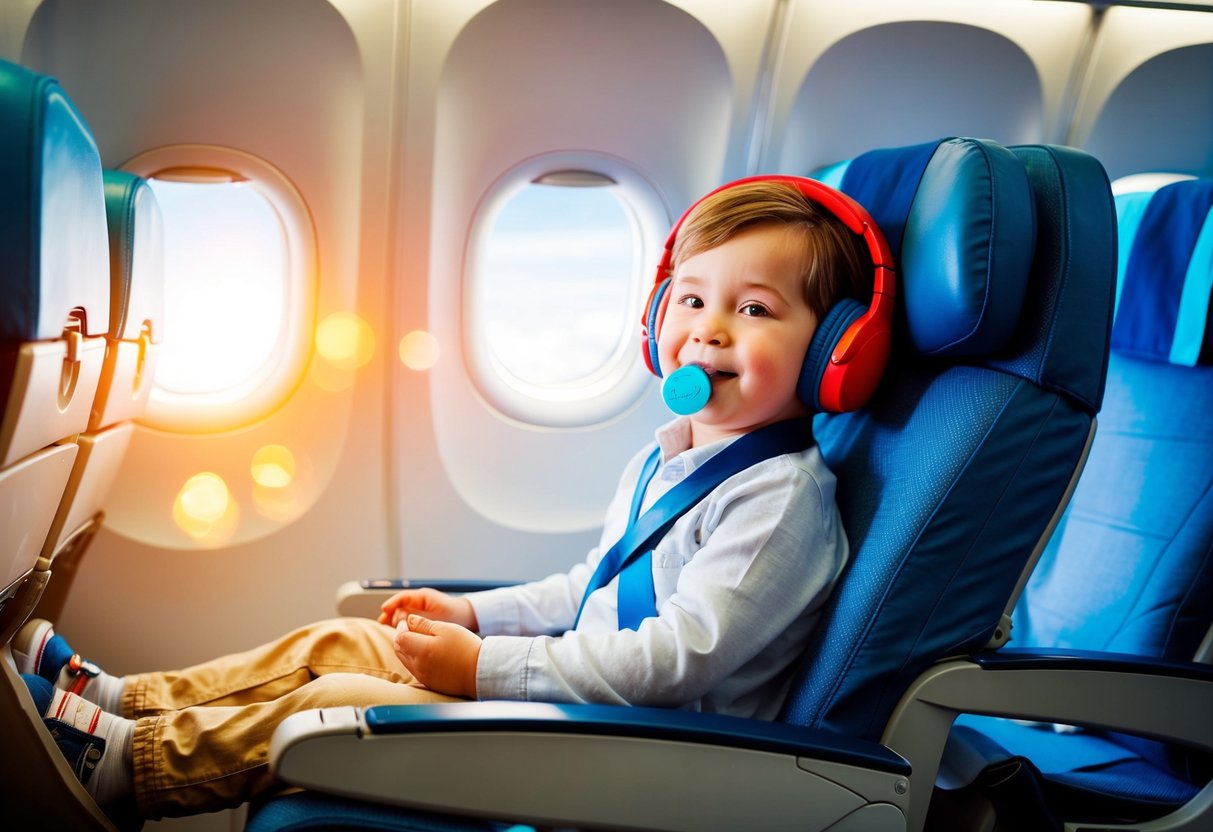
[13,177,872,819]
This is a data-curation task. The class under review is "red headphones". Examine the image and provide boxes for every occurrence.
[641,175,895,413]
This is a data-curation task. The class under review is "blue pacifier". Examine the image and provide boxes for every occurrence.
[662,364,711,415]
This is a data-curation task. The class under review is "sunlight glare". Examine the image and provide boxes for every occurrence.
[147,179,286,395]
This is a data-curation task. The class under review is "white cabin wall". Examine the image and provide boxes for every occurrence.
[392,0,786,581]
[1071,5,1213,178]
[766,0,1094,174]
[0,0,39,61]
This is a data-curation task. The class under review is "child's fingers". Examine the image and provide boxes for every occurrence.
[405,614,437,635]
[393,616,480,698]
[380,589,409,610]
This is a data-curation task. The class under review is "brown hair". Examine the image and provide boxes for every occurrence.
[670,181,872,320]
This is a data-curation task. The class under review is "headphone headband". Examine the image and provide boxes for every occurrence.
[655,175,896,303]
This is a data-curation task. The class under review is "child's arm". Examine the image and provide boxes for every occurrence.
[377,587,478,630]
[475,459,846,712]
[393,614,481,698]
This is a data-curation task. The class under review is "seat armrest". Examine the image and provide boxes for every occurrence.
[334,579,520,618]
[270,702,911,832]
[882,656,1213,832]
[971,647,1213,682]
[363,701,909,771]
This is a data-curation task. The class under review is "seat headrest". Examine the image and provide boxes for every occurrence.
[103,170,166,343]
[1110,175,1213,366]
[0,59,109,341]
[817,139,1116,413]
[813,137,1036,358]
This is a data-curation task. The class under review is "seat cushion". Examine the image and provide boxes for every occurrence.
[247,791,530,832]
[951,718,1200,821]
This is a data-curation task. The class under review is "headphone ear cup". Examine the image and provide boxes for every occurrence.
[799,299,866,412]
[642,278,672,377]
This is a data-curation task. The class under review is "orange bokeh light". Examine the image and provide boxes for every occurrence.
[315,311,375,370]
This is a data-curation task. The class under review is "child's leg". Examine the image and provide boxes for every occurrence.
[125,617,407,717]
[134,671,461,818]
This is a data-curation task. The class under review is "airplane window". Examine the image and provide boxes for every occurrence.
[467,165,661,427]
[124,146,315,432]
[481,178,633,386]
[147,178,285,395]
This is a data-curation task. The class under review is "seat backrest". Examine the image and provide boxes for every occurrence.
[0,59,119,832]
[0,59,109,616]
[780,138,1117,741]
[0,59,110,461]
[33,170,167,615]
[1013,174,1213,664]
[91,169,165,431]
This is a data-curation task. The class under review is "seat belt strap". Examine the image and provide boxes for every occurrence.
[575,418,812,630]
[616,447,663,630]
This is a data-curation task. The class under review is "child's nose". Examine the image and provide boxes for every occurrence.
[691,313,730,346]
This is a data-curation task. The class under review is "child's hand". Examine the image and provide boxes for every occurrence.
[377,587,478,631]
[393,615,482,698]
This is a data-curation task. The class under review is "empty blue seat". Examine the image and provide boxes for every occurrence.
[938,174,1213,829]
[0,58,109,636]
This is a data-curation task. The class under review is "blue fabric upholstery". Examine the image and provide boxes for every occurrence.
[247,792,532,832]
[824,137,1037,359]
[1018,175,1213,665]
[949,722,1201,818]
[780,140,1114,740]
[954,175,1213,822]
[988,145,1117,414]
[1113,179,1213,366]
[0,59,109,341]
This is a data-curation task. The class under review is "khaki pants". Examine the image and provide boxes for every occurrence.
[121,617,462,818]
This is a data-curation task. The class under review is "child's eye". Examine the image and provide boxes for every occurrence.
[741,303,770,317]
[678,296,703,309]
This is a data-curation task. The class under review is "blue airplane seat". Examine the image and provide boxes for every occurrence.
[93,169,165,432]
[0,57,110,636]
[33,170,167,622]
[0,60,127,831]
[249,135,1116,832]
[937,174,1213,829]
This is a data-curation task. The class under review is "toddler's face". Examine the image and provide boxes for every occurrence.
[658,223,818,445]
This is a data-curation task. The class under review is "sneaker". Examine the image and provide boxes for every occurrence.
[13,618,73,682]
[20,673,133,805]
[12,618,120,709]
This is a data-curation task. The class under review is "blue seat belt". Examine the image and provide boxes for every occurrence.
[575,418,813,631]
[615,448,663,630]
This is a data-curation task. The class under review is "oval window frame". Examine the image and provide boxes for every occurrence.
[123,144,317,433]
[464,153,666,428]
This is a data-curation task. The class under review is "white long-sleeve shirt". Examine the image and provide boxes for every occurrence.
[468,417,848,721]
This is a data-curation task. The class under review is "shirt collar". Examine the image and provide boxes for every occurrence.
[654,417,741,482]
